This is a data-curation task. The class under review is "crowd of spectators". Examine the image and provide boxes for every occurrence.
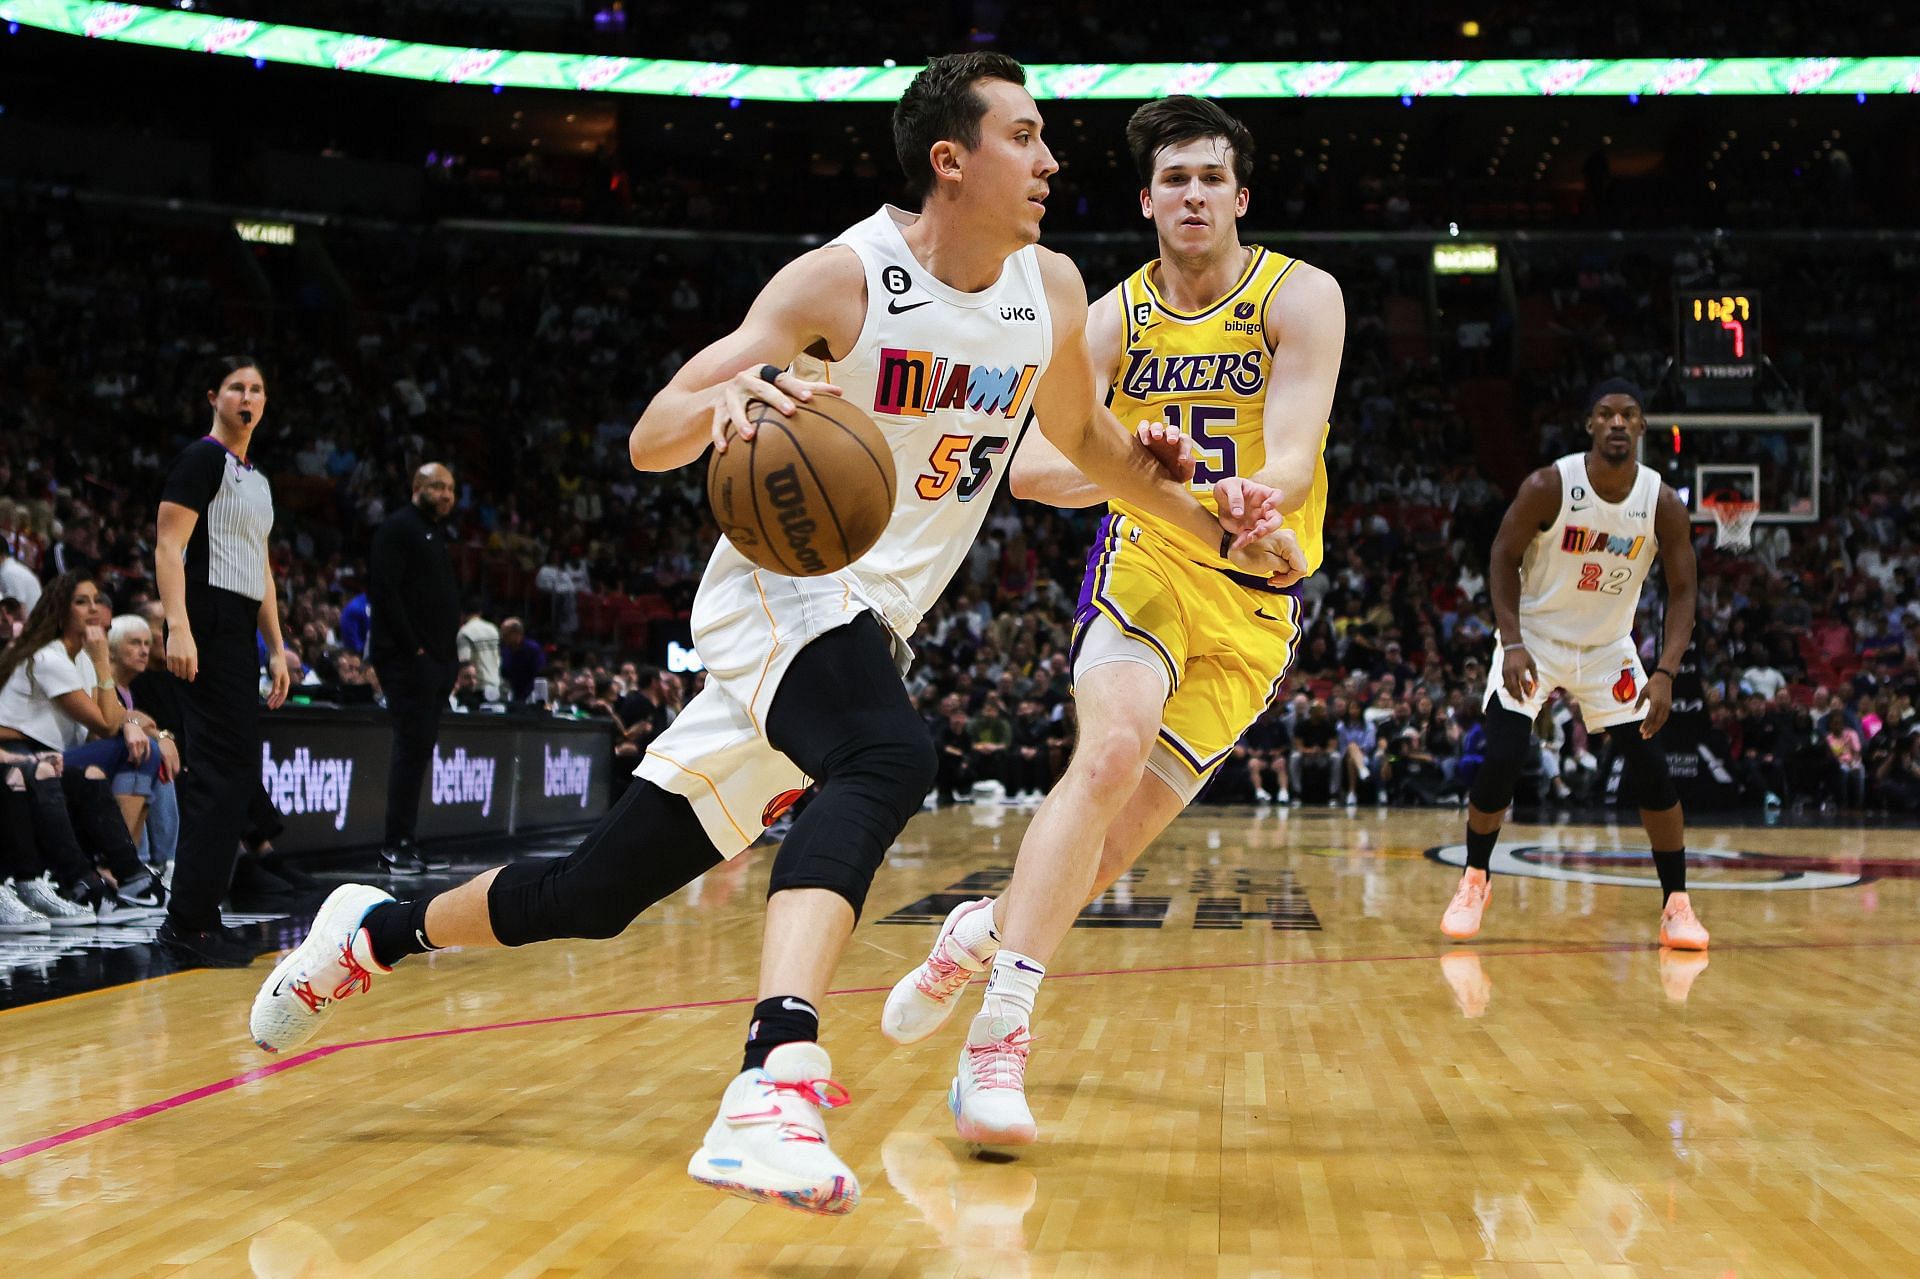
[2,187,1917,832]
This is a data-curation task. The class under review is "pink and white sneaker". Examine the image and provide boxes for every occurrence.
[949,1012,1038,1146]
[881,898,997,1045]
[688,1042,860,1215]
[249,884,394,1054]
[1440,868,1492,940]
[1658,892,1709,951]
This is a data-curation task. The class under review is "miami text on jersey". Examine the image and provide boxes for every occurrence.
[874,348,1039,419]
[1561,526,1647,558]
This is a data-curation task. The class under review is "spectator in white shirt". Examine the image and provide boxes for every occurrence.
[0,542,39,614]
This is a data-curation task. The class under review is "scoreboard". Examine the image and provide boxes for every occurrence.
[1674,289,1758,401]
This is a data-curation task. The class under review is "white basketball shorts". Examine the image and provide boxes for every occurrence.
[1483,631,1648,731]
[634,560,912,858]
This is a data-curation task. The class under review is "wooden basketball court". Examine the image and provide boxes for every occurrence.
[4,804,1918,1276]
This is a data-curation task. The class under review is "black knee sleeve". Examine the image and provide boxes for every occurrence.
[486,781,722,945]
[1467,705,1538,813]
[766,730,936,919]
[1605,725,1680,811]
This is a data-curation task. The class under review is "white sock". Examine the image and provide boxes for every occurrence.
[952,899,1001,963]
[982,949,1044,1022]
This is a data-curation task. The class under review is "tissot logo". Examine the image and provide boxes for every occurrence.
[999,305,1036,322]
[544,744,595,807]
[430,746,498,816]
[261,745,354,831]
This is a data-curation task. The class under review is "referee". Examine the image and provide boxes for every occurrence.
[369,462,459,875]
[154,355,290,968]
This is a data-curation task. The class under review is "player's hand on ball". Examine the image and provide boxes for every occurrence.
[1635,674,1673,738]
[1136,420,1195,483]
[710,363,843,454]
[1501,645,1538,703]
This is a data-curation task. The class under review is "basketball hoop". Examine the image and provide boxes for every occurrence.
[1702,491,1759,552]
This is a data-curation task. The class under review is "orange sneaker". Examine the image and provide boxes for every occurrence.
[1658,948,1710,1003]
[1658,892,1709,951]
[1440,868,1492,939]
[1439,950,1491,1017]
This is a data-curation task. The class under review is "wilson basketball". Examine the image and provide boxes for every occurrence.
[706,396,896,576]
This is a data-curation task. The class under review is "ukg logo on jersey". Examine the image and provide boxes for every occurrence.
[261,744,354,831]
[874,349,1039,420]
[544,745,595,808]
[431,746,498,816]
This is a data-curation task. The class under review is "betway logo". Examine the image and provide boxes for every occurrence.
[431,746,498,816]
[261,745,354,831]
[544,745,594,808]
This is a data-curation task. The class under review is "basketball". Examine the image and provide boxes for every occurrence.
[706,396,896,576]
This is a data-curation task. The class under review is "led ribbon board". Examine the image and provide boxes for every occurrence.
[4,2,1918,100]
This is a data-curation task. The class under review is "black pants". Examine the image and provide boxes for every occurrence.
[170,586,262,933]
[0,760,99,889]
[487,613,932,942]
[376,654,456,846]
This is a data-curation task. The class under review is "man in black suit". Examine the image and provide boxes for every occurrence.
[368,463,460,875]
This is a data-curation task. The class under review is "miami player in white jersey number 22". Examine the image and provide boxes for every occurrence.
[244,51,1305,1218]
[1440,377,1709,953]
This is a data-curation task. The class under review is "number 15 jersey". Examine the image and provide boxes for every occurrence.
[1106,246,1328,576]
[1517,453,1662,645]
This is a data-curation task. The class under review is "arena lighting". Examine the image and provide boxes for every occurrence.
[4,1,1917,99]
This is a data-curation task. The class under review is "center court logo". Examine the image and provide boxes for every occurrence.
[543,745,594,808]
[1426,844,1864,891]
[261,744,354,831]
[430,746,498,816]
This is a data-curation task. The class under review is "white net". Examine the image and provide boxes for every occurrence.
[1704,494,1759,551]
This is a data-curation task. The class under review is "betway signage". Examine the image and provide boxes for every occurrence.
[260,713,610,853]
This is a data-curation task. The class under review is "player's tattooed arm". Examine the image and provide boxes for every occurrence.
[1012,285,1191,506]
[1637,484,1699,738]
[1254,262,1345,515]
[629,245,860,473]
[1490,467,1564,699]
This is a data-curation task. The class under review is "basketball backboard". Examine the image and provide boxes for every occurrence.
[1639,414,1821,524]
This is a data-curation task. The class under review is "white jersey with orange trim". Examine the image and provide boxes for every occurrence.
[1516,453,1662,646]
[636,205,1055,856]
[699,203,1054,637]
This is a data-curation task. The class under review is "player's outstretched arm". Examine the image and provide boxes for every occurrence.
[1637,484,1699,737]
[1028,250,1270,556]
[1255,263,1345,515]
[1489,467,1563,699]
[1010,284,1191,506]
[628,246,863,473]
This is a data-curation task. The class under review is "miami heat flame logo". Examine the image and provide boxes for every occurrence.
[762,788,808,827]
[1612,669,1638,703]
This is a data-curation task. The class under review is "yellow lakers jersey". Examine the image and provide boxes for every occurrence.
[1107,246,1329,575]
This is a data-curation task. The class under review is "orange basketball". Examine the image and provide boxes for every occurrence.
[706,396,896,576]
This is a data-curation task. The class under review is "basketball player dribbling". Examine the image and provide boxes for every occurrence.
[1439,379,1708,950]
[246,53,1304,1217]
[879,97,1345,1144]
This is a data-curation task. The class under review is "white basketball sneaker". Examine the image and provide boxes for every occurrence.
[688,1041,860,1215]
[881,897,997,1045]
[249,884,395,1054]
[949,1011,1038,1146]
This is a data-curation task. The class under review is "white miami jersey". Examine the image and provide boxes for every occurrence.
[1516,453,1662,645]
[703,205,1052,637]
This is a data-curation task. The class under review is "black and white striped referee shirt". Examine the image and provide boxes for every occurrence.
[160,436,274,600]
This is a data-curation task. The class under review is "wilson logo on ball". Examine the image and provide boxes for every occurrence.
[763,464,827,574]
